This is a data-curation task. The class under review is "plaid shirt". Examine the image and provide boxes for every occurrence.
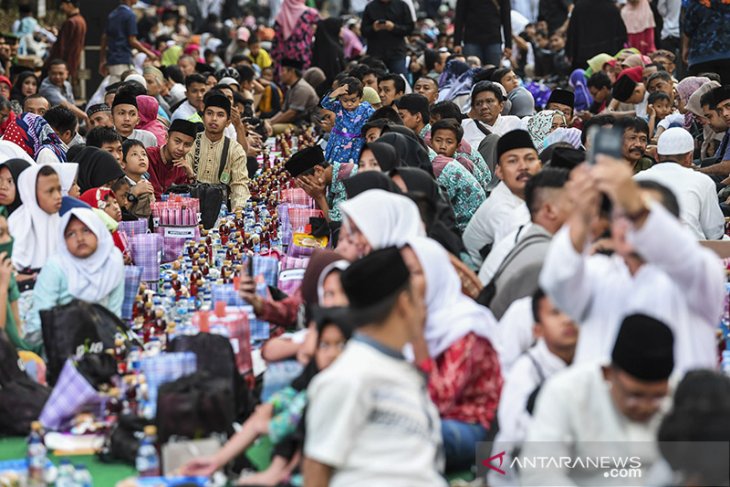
[140,352,197,416]
[122,266,143,320]
[40,360,101,431]
[130,233,163,282]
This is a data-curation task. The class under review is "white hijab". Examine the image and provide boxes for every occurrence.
[54,163,78,196]
[8,165,60,270]
[58,207,124,302]
[409,236,499,358]
[339,189,426,250]
[0,140,34,164]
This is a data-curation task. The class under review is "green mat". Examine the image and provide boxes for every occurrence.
[0,437,136,485]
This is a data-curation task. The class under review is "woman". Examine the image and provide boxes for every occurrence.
[339,189,426,255]
[569,69,592,113]
[26,204,124,349]
[405,236,502,471]
[342,171,400,199]
[311,18,345,91]
[271,0,320,72]
[357,141,401,172]
[621,0,656,55]
[492,68,534,117]
[676,76,710,115]
[527,110,568,152]
[72,147,126,193]
[9,72,38,114]
[377,131,433,176]
[136,95,168,147]
[1,113,67,163]
[0,158,31,215]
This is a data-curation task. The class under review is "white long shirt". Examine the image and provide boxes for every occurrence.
[539,202,725,375]
[657,0,681,40]
[634,162,724,240]
[496,296,535,374]
[461,115,522,149]
[463,182,531,266]
[521,364,667,486]
[479,222,533,284]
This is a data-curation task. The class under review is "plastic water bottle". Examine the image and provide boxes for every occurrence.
[135,425,160,477]
[55,459,76,487]
[73,464,93,487]
[27,421,47,485]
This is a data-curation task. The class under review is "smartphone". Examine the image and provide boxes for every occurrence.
[586,126,623,165]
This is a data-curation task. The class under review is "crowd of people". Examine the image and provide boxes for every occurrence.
[2,0,730,485]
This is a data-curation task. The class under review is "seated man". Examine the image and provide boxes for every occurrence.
[86,103,114,129]
[39,59,88,124]
[268,59,319,134]
[462,81,521,149]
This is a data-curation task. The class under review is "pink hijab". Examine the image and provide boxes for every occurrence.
[621,0,656,34]
[276,0,315,40]
[135,95,167,147]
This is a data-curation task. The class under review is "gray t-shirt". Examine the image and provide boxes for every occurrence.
[283,78,319,123]
[39,77,75,106]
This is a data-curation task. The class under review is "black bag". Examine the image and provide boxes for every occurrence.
[155,372,235,444]
[168,135,232,229]
[0,334,50,435]
[40,300,138,386]
[167,332,251,420]
[98,414,152,465]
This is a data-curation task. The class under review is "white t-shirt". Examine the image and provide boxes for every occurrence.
[171,100,197,122]
[462,115,522,149]
[128,129,158,149]
[306,337,447,487]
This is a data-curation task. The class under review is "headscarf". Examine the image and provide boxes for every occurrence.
[73,147,125,193]
[343,171,400,198]
[57,207,124,302]
[621,0,656,34]
[341,25,363,59]
[377,131,433,176]
[311,18,345,88]
[9,72,38,104]
[339,189,426,249]
[8,165,61,269]
[0,111,16,138]
[677,76,710,106]
[303,67,326,91]
[586,53,613,77]
[134,52,148,72]
[542,127,584,150]
[0,158,31,214]
[55,163,79,196]
[161,45,183,67]
[276,0,316,40]
[316,260,349,304]
[615,47,641,61]
[360,141,401,172]
[143,66,164,85]
[1,113,67,161]
[300,249,343,305]
[408,237,498,357]
[687,80,721,118]
[79,187,128,254]
[569,69,592,112]
[135,95,167,146]
[0,140,34,164]
[437,61,480,103]
[527,110,566,152]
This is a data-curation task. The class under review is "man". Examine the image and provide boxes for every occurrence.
[425,49,449,77]
[45,0,86,81]
[185,92,250,209]
[39,59,87,124]
[610,66,649,118]
[657,0,681,59]
[177,55,197,78]
[462,81,521,150]
[361,0,414,74]
[695,87,726,160]
[521,314,674,485]
[43,106,79,153]
[86,103,114,129]
[586,72,612,115]
[545,88,574,125]
[616,117,652,174]
[539,154,724,375]
[463,130,541,266]
[377,73,405,107]
[99,0,158,83]
[699,85,730,178]
[647,71,675,104]
[23,94,49,116]
[303,247,446,487]
[171,73,207,122]
[86,126,123,164]
[490,288,578,487]
[269,59,318,133]
[147,119,197,199]
[394,93,429,136]
[635,127,724,240]
[413,76,438,105]
[479,168,570,319]
[111,91,158,148]
[453,0,510,67]
[565,0,626,72]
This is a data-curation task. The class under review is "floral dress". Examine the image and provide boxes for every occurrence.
[433,156,486,232]
[271,10,320,71]
[320,96,374,164]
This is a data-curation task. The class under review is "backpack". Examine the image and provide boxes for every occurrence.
[0,334,50,435]
[40,299,138,386]
[98,414,152,465]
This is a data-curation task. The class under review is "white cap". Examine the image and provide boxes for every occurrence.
[124,73,147,90]
[219,77,240,88]
[657,127,694,156]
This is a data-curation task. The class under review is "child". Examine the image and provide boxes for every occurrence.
[80,187,131,261]
[647,91,674,142]
[121,139,155,218]
[86,127,124,165]
[27,203,125,350]
[357,141,400,173]
[429,119,486,231]
[320,77,375,164]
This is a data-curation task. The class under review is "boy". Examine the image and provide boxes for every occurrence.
[121,139,154,218]
[647,91,675,142]
[111,91,158,148]
[490,288,578,486]
[147,119,197,199]
[86,127,124,165]
[247,37,272,70]
[610,66,649,118]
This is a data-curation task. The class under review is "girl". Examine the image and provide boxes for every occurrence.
[0,158,31,214]
[181,311,353,485]
[526,110,568,152]
[27,204,125,349]
[320,77,374,164]
[79,187,130,260]
[121,139,154,218]
[56,163,80,198]
[73,147,126,193]
[405,237,502,471]
[357,141,400,172]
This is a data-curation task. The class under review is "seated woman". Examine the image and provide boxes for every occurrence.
[404,236,502,471]
[25,201,125,349]
[0,158,31,215]
[181,309,353,486]
[526,110,568,153]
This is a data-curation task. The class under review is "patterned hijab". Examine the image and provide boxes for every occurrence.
[527,110,566,152]
[1,113,67,161]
